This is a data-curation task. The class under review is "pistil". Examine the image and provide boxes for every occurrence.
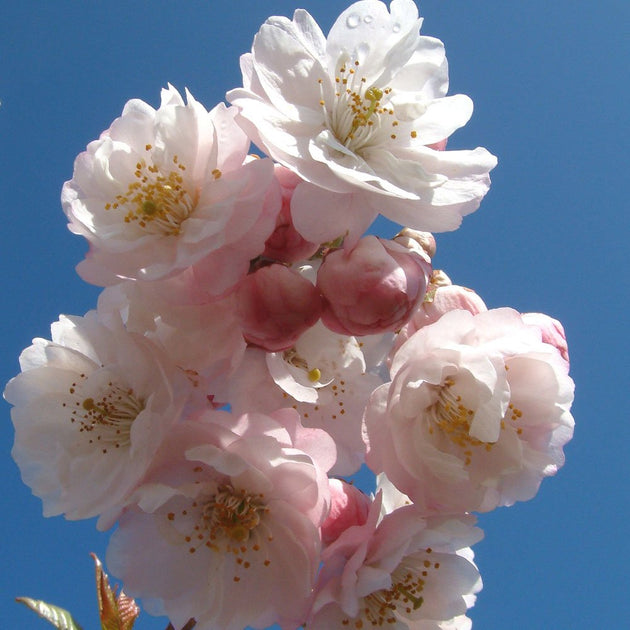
[320,60,398,154]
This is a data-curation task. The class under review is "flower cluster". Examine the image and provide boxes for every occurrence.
[4,2,574,629]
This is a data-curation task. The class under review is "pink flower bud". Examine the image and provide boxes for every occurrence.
[522,312,570,368]
[321,479,371,546]
[317,236,431,336]
[263,166,320,263]
[236,263,323,352]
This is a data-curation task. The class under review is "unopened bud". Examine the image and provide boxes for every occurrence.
[236,263,323,352]
[317,236,432,336]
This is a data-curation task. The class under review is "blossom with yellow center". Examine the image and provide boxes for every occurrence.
[365,308,575,514]
[106,412,333,630]
[308,492,482,630]
[63,85,277,285]
[228,0,497,244]
[4,312,191,523]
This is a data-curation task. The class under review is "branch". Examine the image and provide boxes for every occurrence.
[165,619,196,630]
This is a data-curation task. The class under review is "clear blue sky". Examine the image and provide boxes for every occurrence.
[1,1,627,629]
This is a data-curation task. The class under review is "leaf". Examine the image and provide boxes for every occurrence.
[16,597,83,630]
[114,591,140,630]
[92,553,140,630]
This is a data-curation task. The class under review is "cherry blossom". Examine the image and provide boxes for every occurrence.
[309,492,482,629]
[4,311,191,524]
[321,478,371,545]
[106,409,333,630]
[222,321,386,475]
[522,312,570,368]
[227,0,497,243]
[365,308,575,513]
[3,3,579,628]
[63,85,278,288]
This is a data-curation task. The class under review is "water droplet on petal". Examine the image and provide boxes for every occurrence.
[364,14,373,24]
[346,13,360,28]
[392,23,401,33]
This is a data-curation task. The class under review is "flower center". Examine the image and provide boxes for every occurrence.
[320,60,400,154]
[427,377,493,465]
[65,378,144,454]
[342,552,440,626]
[282,347,323,383]
[202,485,268,544]
[165,481,274,581]
[105,146,200,236]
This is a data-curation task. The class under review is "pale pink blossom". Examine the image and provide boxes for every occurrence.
[3,311,191,525]
[181,162,282,299]
[418,283,487,328]
[365,308,575,513]
[228,0,497,243]
[63,85,278,289]
[267,321,386,474]
[317,235,432,336]
[263,165,320,263]
[377,472,413,515]
[235,263,323,351]
[219,322,385,475]
[106,409,332,630]
[212,347,286,416]
[309,492,482,629]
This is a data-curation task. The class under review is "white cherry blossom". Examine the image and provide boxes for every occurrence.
[228,0,497,243]
[63,85,277,286]
[2,5,580,627]
[4,311,191,525]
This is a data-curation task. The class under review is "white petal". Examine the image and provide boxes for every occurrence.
[327,0,422,86]
[291,182,377,244]
[253,14,328,120]
[414,94,474,145]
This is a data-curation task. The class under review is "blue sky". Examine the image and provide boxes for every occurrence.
[1,1,628,629]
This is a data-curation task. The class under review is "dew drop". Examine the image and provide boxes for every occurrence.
[346,13,360,28]
[364,14,373,24]
[392,22,401,33]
